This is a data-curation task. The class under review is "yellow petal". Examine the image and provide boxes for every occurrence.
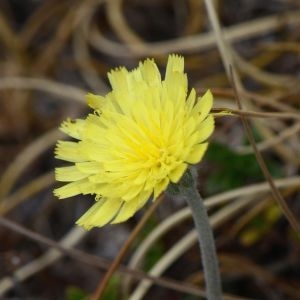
[186,88,196,114]
[108,67,130,92]
[153,177,169,199]
[133,169,151,185]
[55,141,86,162]
[161,99,174,141]
[86,93,106,111]
[136,189,152,208]
[139,59,161,86]
[165,54,184,79]
[54,182,80,199]
[55,166,87,182]
[184,116,197,137]
[111,200,139,224]
[192,90,213,122]
[186,143,208,164]
[60,119,85,140]
[83,121,106,143]
[164,55,187,110]
[76,161,103,174]
[168,163,187,183]
[195,115,215,143]
[122,184,144,201]
[76,198,122,229]
[54,178,94,199]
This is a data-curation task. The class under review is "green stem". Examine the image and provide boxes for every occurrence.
[178,170,222,300]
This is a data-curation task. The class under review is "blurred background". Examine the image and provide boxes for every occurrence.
[0,0,300,299]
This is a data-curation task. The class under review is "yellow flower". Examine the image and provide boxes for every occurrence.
[54,55,214,229]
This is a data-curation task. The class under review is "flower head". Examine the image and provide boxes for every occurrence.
[54,55,214,229]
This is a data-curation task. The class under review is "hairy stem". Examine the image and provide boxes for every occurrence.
[178,170,222,300]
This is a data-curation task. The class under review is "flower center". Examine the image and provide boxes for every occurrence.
[158,149,173,166]
[150,148,175,180]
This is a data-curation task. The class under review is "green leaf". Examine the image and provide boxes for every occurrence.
[102,275,121,300]
[205,143,282,194]
[65,286,88,300]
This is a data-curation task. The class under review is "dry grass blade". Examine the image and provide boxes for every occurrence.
[0,171,54,215]
[220,254,300,299]
[0,215,213,298]
[231,67,300,236]
[0,220,87,296]
[1,1,300,298]
[91,194,165,300]
[203,0,300,235]
[213,108,300,121]
[128,196,260,300]
[236,122,300,154]
[0,129,63,199]
[90,8,300,56]
[0,77,86,103]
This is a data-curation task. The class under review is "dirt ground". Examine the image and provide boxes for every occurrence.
[0,1,300,299]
